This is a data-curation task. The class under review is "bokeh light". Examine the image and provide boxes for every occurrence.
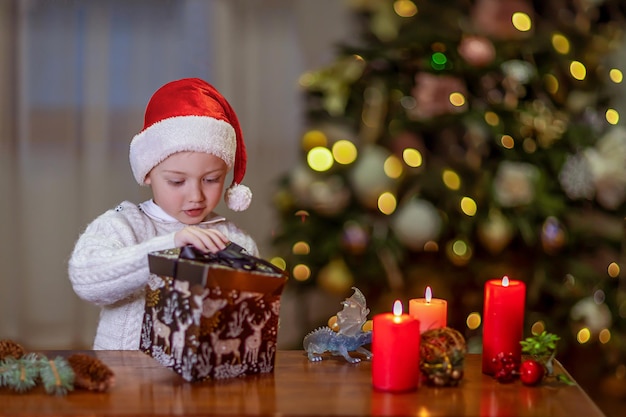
[609,68,623,83]
[544,74,559,94]
[449,92,466,107]
[393,0,418,17]
[307,146,334,172]
[608,262,620,278]
[484,111,499,126]
[292,264,311,281]
[599,329,611,344]
[292,241,310,255]
[269,257,286,270]
[531,321,545,335]
[302,129,328,151]
[570,61,587,80]
[378,192,397,215]
[384,155,404,179]
[551,33,570,54]
[512,12,532,32]
[501,135,515,149]
[442,169,461,190]
[403,148,423,167]
[577,328,591,344]
[460,197,477,216]
[606,108,619,125]
[466,312,481,330]
[332,140,358,164]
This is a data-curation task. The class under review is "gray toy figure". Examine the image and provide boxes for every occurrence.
[303,287,373,363]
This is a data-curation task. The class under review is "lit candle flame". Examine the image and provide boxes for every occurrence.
[425,286,432,303]
[393,300,403,316]
[502,276,509,287]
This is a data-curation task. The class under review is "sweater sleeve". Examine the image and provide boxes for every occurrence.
[68,205,176,306]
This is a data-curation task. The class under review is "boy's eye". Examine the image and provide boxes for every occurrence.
[167,179,184,186]
[203,176,220,183]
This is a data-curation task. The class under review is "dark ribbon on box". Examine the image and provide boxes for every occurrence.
[179,242,283,276]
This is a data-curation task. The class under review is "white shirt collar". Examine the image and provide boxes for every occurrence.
[139,199,225,225]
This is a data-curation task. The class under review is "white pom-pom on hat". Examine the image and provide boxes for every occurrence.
[129,78,251,211]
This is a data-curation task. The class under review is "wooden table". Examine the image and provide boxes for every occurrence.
[0,350,605,416]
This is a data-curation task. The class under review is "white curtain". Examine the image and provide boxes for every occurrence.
[0,0,351,349]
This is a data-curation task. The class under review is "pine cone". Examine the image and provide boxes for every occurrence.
[67,353,115,392]
[0,339,26,360]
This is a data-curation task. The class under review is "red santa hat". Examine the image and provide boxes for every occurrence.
[129,78,251,211]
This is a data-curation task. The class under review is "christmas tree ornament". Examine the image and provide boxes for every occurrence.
[341,221,370,255]
[308,176,351,216]
[348,145,397,208]
[519,359,545,386]
[420,327,467,387]
[318,257,355,295]
[477,209,514,255]
[540,217,567,254]
[458,35,496,67]
[471,0,534,40]
[390,198,441,251]
[493,161,539,207]
[570,296,612,335]
[409,73,468,120]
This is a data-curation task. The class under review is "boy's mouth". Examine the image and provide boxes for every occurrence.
[184,208,204,217]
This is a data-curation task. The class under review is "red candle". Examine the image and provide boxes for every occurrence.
[372,301,420,392]
[408,286,447,333]
[482,276,526,375]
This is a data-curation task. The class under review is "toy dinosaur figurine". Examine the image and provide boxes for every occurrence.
[303,287,373,363]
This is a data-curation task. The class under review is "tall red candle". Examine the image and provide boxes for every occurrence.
[482,276,526,375]
[372,301,421,392]
[409,286,447,333]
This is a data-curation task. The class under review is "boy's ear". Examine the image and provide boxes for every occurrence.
[144,175,152,185]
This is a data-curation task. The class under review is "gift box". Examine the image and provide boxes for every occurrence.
[140,243,288,381]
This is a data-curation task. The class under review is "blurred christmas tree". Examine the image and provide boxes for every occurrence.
[272,0,626,385]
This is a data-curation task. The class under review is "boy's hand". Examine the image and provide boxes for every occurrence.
[174,227,229,253]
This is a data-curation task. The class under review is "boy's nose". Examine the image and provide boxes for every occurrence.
[188,182,205,202]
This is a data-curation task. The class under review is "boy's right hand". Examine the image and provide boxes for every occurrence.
[174,226,229,253]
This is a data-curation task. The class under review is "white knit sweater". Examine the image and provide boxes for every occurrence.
[68,200,258,350]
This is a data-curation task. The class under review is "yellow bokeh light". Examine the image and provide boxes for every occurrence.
[610,68,623,83]
[460,197,477,216]
[378,192,397,215]
[442,169,461,190]
[466,312,481,330]
[302,130,328,151]
[531,321,545,335]
[551,33,570,54]
[512,12,532,32]
[393,0,418,17]
[292,264,311,281]
[384,155,404,179]
[484,111,500,126]
[403,148,423,167]
[270,257,286,270]
[608,262,620,278]
[599,329,611,344]
[449,92,466,107]
[570,61,587,81]
[544,74,559,94]
[452,239,469,257]
[577,328,591,344]
[292,241,310,255]
[501,135,515,149]
[307,146,334,172]
[332,140,358,165]
[606,108,620,125]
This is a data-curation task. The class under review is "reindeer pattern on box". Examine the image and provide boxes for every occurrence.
[141,274,281,381]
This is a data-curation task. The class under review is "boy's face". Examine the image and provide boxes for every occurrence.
[145,151,228,224]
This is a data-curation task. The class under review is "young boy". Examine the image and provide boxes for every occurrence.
[68,78,257,350]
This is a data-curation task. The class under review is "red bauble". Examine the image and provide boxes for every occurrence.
[519,359,545,386]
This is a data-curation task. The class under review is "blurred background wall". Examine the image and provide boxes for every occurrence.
[0,0,350,350]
